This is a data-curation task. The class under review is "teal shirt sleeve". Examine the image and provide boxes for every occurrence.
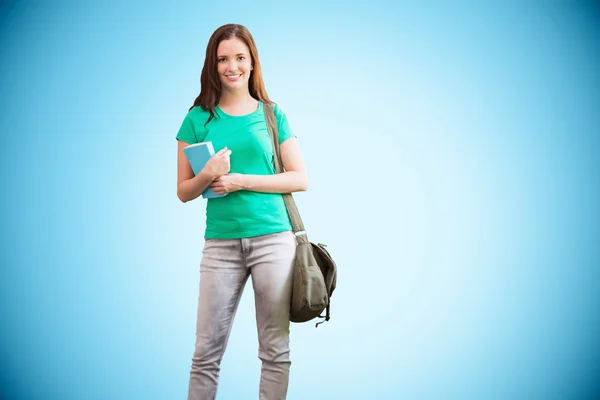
[175,110,200,144]
[273,104,296,145]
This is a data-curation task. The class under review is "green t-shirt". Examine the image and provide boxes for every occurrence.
[176,101,295,239]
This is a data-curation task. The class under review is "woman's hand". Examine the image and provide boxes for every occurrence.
[210,174,246,194]
[204,147,232,179]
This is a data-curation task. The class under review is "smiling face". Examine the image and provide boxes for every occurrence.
[216,37,253,92]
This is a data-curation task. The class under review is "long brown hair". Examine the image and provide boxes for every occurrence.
[189,24,272,125]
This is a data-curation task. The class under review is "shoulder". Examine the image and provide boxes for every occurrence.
[267,102,290,122]
[186,106,216,132]
[270,102,285,115]
[176,106,212,143]
[186,105,212,124]
[265,101,295,141]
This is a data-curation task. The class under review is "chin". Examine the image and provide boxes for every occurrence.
[223,81,249,91]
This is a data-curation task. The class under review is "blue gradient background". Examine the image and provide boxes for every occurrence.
[1,1,599,399]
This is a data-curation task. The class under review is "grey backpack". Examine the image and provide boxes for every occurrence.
[264,103,337,327]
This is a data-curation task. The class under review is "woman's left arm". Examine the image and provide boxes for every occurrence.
[210,137,308,194]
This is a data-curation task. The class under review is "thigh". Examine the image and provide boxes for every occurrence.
[195,239,248,343]
[249,232,297,339]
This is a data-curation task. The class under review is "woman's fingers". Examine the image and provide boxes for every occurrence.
[215,148,232,158]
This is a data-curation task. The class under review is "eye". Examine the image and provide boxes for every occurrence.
[238,56,245,61]
[218,58,226,63]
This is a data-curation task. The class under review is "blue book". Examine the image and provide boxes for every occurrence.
[182,142,227,199]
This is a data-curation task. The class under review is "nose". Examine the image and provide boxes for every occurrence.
[227,59,238,72]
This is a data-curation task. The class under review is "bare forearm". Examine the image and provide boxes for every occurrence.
[177,170,215,202]
[241,171,308,194]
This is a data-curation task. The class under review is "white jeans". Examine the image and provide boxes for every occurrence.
[187,230,297,400]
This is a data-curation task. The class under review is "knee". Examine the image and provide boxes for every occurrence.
[258,336,291,363]
[192,335,223,367]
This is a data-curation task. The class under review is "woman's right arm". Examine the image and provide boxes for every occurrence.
[176,140,231,203]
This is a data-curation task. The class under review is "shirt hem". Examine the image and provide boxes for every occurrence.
[205,225,293,240]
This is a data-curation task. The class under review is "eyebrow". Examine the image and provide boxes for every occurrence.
[217,53,247,58]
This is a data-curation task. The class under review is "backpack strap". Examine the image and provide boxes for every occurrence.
[315,304,330,328]
[263,102,307,237]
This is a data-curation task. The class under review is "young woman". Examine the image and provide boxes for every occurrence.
[175,23,308,400]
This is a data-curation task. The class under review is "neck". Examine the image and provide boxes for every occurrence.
[219,89,255,107]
